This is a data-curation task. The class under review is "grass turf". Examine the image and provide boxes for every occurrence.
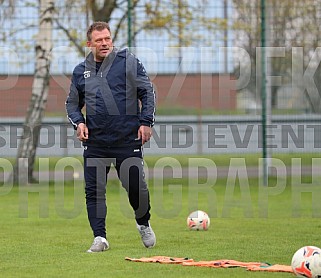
[2,152,321,173]
[0,176,320,277]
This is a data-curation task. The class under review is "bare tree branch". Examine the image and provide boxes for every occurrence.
[0,23,37,41]
[54,18,85,57]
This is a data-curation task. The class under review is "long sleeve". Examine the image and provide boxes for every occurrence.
[65,73,85,129]
[136,59,156,127]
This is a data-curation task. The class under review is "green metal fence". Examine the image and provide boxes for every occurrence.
[1,1,321,172]
[1,0,321,114]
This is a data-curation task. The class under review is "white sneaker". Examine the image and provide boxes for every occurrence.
[136,223,156,248]
[87,236,109,253]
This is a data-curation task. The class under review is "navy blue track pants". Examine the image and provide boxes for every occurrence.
[83,145,151,238]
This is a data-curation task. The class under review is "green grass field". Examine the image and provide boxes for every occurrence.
[1,174,321,277]
[2,152,321,176]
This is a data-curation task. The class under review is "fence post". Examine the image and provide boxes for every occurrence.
[127,0,132,47]
[260,0,272,186]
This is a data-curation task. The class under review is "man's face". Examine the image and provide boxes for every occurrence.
[87,28,113,62]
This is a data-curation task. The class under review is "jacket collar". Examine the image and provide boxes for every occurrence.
[85,47,119,70]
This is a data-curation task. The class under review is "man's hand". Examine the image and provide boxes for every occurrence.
[77,123,89,142]
[138,125,152,145]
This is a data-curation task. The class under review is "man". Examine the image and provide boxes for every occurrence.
[66,22,156,252]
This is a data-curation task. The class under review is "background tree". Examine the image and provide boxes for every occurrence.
[54,0,221,57]
[232,0,321,113]
[12,0,55,184]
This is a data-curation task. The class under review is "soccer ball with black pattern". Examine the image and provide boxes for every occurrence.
[310,252,321,278]
[187,210,210,231]
[291,246,321,278]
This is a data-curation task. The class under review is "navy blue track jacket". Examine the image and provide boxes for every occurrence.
[66,48,156,147]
